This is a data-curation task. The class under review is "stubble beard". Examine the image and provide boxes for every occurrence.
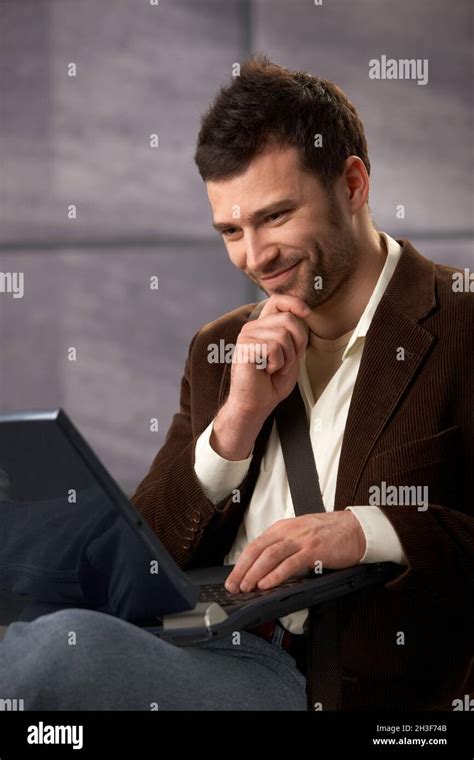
[257,225,359,309]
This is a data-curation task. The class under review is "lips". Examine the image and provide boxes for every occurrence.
[260,260,301,284]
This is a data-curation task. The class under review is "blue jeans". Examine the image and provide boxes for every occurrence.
[0,609,307,710]
[0,490,307,710]
[0,486,189,622]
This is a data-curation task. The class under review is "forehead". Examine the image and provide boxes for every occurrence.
[206,144,319,215]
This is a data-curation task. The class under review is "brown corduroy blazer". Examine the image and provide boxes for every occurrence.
[131,240,473,711]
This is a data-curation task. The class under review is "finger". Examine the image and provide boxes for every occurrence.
[241,314,308,371]
[239,541,298,592]
[225,534,277,592]
[232,335,284,374]
[238,327,296,372]
[256,552,310,590]
[259,295,312,322]
[253,312,310,357]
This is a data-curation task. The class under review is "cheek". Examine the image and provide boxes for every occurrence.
[282,216,315,243]
[227,243,246,271]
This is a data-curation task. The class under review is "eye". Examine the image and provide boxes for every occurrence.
[266,211,286,222]
[221,227,239,238]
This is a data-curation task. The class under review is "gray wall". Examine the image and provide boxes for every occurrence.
[0,0,472,494]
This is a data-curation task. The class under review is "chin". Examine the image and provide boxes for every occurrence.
[274,284,304,297]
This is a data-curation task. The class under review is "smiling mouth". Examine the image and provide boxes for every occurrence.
[260,260,301,284]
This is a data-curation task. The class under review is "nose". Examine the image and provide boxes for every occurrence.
[244,228,278,274]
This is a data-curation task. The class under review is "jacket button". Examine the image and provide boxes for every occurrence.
[182,541,191,551]
[191,510,201,523]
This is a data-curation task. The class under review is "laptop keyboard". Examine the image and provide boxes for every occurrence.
[198,577,308,608]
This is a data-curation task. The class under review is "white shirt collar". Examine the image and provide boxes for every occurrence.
[341,232,402,361]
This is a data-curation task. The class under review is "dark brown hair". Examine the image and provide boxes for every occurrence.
[195,54,370,188]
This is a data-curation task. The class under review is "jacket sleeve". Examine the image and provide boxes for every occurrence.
[130,330,232,569]
[379,370,474,611]
[378,503,474,610]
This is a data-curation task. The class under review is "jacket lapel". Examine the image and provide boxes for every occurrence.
[334,240,437,509]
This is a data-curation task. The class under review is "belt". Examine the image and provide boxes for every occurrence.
[247,619,294,651]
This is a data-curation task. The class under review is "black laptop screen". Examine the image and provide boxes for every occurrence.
[0,413,197,620]
[0,415,95,502]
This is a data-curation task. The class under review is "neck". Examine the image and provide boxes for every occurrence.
[305,228,387,340]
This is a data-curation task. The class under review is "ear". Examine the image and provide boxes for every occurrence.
[341,156,370,214]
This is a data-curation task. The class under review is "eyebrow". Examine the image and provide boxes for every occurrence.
[212,198,297,232]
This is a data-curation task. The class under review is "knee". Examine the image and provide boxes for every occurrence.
[11,609,147,709]
[36,606,118,637]
[16,608,120,676]
[34,608,131,664]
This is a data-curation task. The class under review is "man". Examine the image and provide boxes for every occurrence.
[131,55,473,710]
[0,55,472,711]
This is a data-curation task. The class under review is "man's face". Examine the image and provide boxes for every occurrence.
[207,143,359,308]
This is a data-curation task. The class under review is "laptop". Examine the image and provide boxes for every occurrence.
[0,409,401,646]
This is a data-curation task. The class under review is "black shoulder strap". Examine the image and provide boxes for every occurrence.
[274,382,343,711]
[274,383,325,515]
